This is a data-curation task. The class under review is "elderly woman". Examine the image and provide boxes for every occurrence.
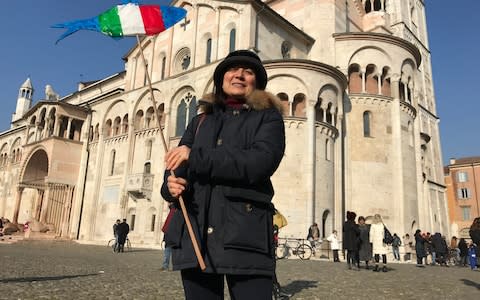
[161,50,285,300]
[369,214,388,272]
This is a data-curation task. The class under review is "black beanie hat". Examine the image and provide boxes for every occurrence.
[213,50,268,91]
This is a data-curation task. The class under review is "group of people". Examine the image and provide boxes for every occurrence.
[112,218,130,253]
[414,217,480,270]
[342,211,391,272]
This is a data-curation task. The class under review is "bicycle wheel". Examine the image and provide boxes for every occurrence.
[296,243,312,260]
[107,239,115,247]
[275,244,288,259]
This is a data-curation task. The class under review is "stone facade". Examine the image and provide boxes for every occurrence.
[0,0,449,246]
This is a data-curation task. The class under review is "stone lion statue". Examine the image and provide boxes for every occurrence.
[45,84,59,101]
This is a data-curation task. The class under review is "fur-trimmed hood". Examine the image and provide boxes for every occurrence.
[199,90,284,115]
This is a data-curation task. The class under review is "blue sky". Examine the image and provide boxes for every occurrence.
[0,1,477,165]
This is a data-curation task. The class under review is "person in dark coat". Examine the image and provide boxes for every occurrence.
[458,238,468,267]
[161,50,285,300]
[469,217,480,265]
[343,211,360,270]
[431,232,448,266]
[414,229,426,267]
[357,216,372,269]
[116,219,130,253]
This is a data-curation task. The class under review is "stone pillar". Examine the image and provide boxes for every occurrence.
[66,118,72,139]
[13,187,25,223]
[40,186,51,223]
[34,189,44,221]
[306,98,316,225]
[54,115,61,137]
[360,69,366,93]
[377,73,382,95]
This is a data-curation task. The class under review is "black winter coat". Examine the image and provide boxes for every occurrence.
[343,220,360,251]
[161,91,285,276]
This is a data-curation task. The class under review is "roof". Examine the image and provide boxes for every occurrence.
[21,77,33,89]
[449,156,480,166]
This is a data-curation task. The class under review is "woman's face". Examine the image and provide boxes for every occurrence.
[222,66,256,99]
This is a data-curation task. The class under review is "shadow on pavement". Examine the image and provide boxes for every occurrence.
[461,278,480,290]
[282,280,318,296]
[0,273,99,283]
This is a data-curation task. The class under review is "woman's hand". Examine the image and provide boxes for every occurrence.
[166,175,187,198]
[165,145,191,171]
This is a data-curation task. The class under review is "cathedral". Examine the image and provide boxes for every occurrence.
[0,0,449,246]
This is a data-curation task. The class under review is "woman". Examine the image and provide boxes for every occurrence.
[403,233,413,262]
[343,211,359,270]
[357,216,372,269]
[414,229,427,267]
[369,214,388,272]
[161,50,285,299]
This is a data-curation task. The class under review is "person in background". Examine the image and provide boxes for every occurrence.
[357,216,372,269]
[369,214,388,272]
[403,233,413,262]
[391,233,401,261]
[343,211,359,270]
[469,217,480,267]
[112,219,121,252]
[414,229,427,267]
[307,223,320,253]
[326,230,340,262]
[161,50,285,300]
[458,238,468,267]
[116,218,130,253]
[468,242,478,270]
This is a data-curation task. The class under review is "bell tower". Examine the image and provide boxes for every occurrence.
[12,77,34,124]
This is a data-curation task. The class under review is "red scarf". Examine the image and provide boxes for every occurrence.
[224,97,246,109]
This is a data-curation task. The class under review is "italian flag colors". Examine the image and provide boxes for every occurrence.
[99,3,186,37]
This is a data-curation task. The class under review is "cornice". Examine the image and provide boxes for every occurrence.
[264,59,348,90]
[333,32,422,67]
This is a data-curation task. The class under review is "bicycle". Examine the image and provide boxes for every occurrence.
[275,237,313,260]
[107,237,131,252]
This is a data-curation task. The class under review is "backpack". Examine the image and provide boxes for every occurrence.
[383,225,394,244]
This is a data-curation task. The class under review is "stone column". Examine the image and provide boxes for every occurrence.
[377,73,382,95]
[306,98,316,224]
[40,185,51,223]
[34,189,44,221]
[12,187,25,223]
[360,69,366,93]
[66,118,72,139]
[54,114,61,137]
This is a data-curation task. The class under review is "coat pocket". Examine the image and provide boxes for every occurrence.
[224,198,270,254]
[164,210,184,248]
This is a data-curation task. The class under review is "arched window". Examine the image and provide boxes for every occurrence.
[399,82,406,101]
[94,123,99,140]
[315,103,324,122]
[365,0,372,13]
[135,110,144,130]
[322,210,330,238]
[373,0,382,11]
[122,114,129,133]
[365,64,377,94]
[363,111,372,137]
[113,116,121,135]
[145,107,154,128]
[326,103,333,124]
[158,103,165,127]
[276,93,289,116]
[292,93,306,117]
[206,38,212,64]
[348,64,362,93]
[144,162,151,174]
[175,92,197,136]
[110,149,116,176]
[105,119,112,137]
[229,28,236,53]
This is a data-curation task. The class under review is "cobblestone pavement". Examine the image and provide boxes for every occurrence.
[0,240,479,299]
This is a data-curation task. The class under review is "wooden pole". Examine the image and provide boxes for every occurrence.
[136,35,206,271]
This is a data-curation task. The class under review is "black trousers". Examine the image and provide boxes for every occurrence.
[181,268,272,300]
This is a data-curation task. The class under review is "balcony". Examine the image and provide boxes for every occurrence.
[126,173,154,200]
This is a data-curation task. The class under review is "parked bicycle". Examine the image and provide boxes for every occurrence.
[107,237,131,252]
[275,237,313,260]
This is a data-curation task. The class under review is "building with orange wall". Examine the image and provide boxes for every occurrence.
[445,157,480,238]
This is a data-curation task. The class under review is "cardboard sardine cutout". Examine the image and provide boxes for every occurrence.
[52,2,187,44]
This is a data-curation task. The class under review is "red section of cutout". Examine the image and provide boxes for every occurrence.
[139,5,165,35]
